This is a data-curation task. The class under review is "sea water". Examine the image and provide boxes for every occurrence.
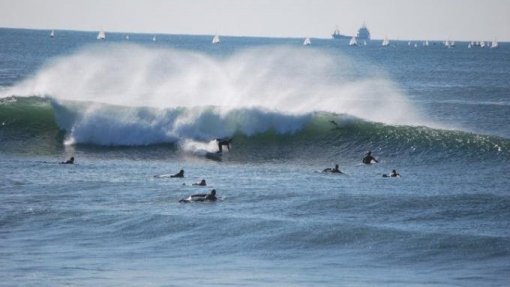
[0,28,509,286]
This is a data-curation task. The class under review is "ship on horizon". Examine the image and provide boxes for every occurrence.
[331,26,350,39]
[356,24,371,40]
[332,24,371,40]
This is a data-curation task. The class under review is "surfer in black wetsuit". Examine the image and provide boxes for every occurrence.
[170,169,184,178]
[362,151,378,164]
[383,170,400,178]
[60,157,74,164]
[323,164,343,174]
[192,179,207,186]
[179,189,217,203]
[216,138,232,153]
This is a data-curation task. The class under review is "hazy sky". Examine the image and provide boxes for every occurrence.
[1,0,509,41]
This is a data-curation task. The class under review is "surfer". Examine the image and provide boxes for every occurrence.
[322,164,343,174]
[192,179,207,186]
[216,138,232,153]
[383,170,400,178]
[60,157,74,164]
[179,189,217,203]
[362,151,379,164]
[170,169,184,178]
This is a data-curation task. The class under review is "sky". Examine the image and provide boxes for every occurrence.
[1,0,509,41]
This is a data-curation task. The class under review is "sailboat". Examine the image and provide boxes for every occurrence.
[382,36,390,47]
[349,36,357,46]
[212,35,220,44]
[480,41,486,48]
[125,35,129,40]
[363,40,367,46]
[491,39,499,49]
[50,30,55,38]
[153,36,157,42]
[303,37,311,46]
[97,31,106,40]
[425,40,429,46]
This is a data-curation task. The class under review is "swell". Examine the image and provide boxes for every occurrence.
[0,96,508,162]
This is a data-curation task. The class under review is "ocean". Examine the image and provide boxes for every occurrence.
[1,28,509,286]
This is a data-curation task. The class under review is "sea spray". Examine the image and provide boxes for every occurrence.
[3,44,429,127]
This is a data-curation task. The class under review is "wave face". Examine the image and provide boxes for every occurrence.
[1,96,508,162]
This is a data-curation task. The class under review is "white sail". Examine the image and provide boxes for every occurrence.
[303,37,311,46]
[125,35,129,40]
[349,37,357,46]
[468,43,472,48]
[363,40,367,46]
[480,41,486,48]
[408,41,411,46]
[382,36,390,47]
[153,36,157,42]
[97,31,106,40]
[50,30,55,38]
[212,35,220,44]
[425,40,429,46]
[414,43,418,48]
[491,39,499,49]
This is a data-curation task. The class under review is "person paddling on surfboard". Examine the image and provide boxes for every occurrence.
[383,170,400,177]
[323,164,343,174]
[60,157,74,164]
[179,189,217,203]
[362,151,378,164]
[192,179,207,186]
[216,138,232,153]
[170,169,184,178]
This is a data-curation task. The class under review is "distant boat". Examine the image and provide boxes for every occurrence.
[50,30,55,38]
[125,35,129,40]
[349,36,357,46]
[97,31,106,40]
[212,34,220,44]
[382,36,390,47]
[153,36,157,42]
[491,39,499,49]
[468,43,472,48]
[414,43,418,48]
[425,40,429,46]
[331,27,349,39]
[408,41,411,46]
[356,24,371,40]
[363,40,367,46]
[303,37,311,46]
[480,41,486,48]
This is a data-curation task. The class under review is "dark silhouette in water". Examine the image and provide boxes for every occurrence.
[383,170,400,178]
[216,138,232,153]
[193,179,207,186]
[170,169,184,178]
[179,189,217,203]
[60,157,74,164]
[362,151,378,164]
[323,164,343,174]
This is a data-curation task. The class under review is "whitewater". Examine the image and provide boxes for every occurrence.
[1,28,509,286]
